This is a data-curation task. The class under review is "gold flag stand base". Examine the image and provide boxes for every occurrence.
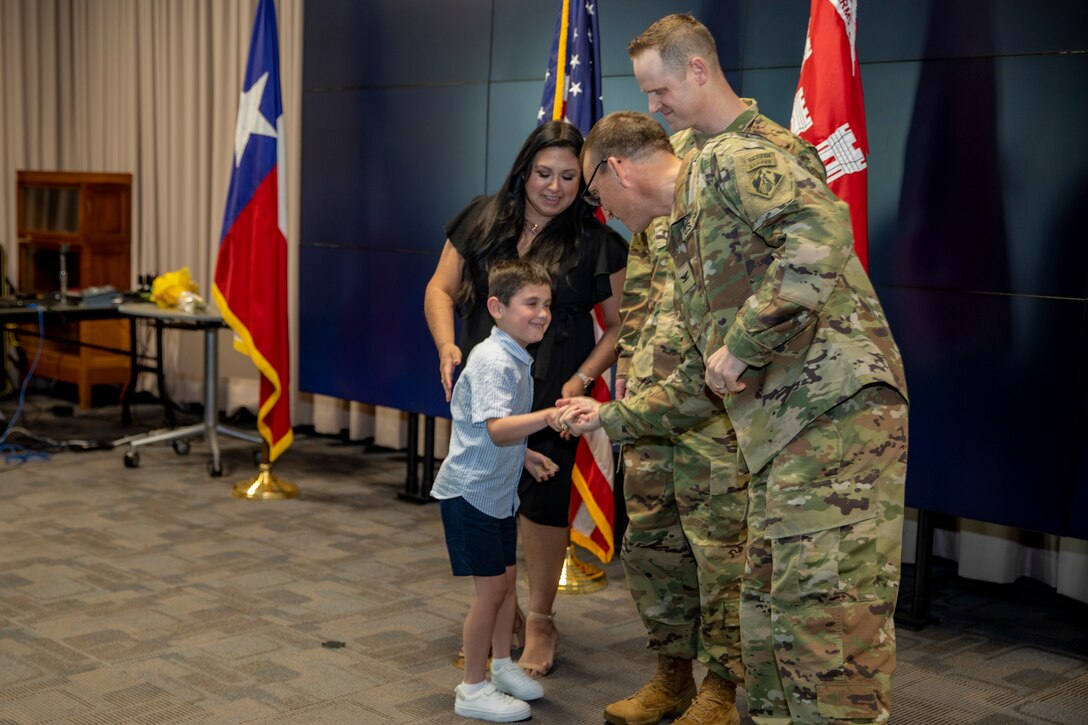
[232,462,299,500]
[556,544,607,594]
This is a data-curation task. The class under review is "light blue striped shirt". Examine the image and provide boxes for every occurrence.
[431,326,534,518]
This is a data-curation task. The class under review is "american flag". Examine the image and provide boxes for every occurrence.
[790,0,871,269]
[212,0,292,462]
[538,0,614,564]
[538,0,603,131]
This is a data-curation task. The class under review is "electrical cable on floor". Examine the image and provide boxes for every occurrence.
[0,307,51,464]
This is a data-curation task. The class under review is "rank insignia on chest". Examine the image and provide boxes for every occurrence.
[676,261,697,293]
[748,168,784,199]
[679,212,698,240]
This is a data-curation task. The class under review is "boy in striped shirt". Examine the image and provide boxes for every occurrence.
[432,259,563,722]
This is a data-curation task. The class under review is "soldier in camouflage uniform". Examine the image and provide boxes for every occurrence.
[565,110,909,724]
[607,15,839,725]
[613,192,747,725]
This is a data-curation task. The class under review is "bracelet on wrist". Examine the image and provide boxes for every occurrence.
[575,371,593,389]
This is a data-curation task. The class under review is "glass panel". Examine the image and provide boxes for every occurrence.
[22,185,80,233]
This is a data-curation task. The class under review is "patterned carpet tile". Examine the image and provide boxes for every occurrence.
[0,401,1086,723]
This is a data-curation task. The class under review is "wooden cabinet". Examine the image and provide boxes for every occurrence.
[16,171,132,408]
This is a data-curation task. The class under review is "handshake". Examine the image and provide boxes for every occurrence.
[545,396,603,438]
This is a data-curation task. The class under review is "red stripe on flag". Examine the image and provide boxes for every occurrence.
[568,303,615,563]
[212,171,292,460]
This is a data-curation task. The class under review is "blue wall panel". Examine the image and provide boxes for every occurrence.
[881,286,1083,535]
[300,246,445,415]
[301,84,489,253]
[303,0,493,87]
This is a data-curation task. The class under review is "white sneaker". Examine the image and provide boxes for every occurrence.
[454,682,531,722]
[490,660,544,701]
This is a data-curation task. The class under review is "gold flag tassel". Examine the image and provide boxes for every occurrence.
[232,442,298,499]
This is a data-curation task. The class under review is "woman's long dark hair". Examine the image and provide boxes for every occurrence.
[457,120,594,311]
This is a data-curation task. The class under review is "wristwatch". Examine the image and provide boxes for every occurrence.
[576,371,593,389]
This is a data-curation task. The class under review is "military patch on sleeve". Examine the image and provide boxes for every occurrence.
[731,147,797,226]
[744,152,777,172]
[748,167,784,199]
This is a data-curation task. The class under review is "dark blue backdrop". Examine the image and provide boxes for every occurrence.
[299,0,1088,539]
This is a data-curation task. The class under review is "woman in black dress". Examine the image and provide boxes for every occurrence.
[425,121,627,676]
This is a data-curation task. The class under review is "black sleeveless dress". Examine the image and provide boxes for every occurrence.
[445,195,627,526]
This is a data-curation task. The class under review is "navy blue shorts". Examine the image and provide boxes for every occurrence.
[439,496,517,577]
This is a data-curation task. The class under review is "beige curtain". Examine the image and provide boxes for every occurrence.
[0,0,442,452]
[0,0,303,418]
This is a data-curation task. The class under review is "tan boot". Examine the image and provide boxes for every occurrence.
[672,670,740,725]
[604,655,697,725]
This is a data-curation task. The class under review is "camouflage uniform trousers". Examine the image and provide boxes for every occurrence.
[621,411,748,684]
[741,385,908,724]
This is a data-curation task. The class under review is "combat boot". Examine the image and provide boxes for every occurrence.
[672,670,740,725]
[604,655,696,725]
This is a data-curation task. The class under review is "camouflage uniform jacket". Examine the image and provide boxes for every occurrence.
[601,104,907,473]
[617,126,702,393]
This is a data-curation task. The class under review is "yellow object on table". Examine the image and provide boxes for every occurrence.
[151,267,205,311]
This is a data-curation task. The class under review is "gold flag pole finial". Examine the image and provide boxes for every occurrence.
[232,443,298,499]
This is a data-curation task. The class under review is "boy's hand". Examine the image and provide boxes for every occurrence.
[544,407,573,440]
[524,449,558,482]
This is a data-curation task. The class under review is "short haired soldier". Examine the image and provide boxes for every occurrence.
[565,103,908,725]
[601,14,834,725]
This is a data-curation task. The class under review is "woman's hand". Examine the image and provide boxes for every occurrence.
[561,375,587,400]
[439,343,462,402]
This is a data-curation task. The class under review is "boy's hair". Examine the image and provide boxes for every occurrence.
[628,13,719,77]
[488,259,552,305]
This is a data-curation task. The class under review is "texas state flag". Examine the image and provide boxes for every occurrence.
[212,0,292,462]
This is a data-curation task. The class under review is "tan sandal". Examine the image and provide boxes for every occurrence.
[452,649,491,670]
[512,604,527,651]
[452,606,527,669]
[518,610,559,678]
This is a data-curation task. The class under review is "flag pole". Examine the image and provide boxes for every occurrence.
[232,441,298,499]
[215,0,295,499]
[537,0,611,595]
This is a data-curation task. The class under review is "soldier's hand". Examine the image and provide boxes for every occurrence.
[556,397,602,435]
[614,376,628,400]
[706,345,748,397]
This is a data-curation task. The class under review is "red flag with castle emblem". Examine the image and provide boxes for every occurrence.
[791,0,870,269]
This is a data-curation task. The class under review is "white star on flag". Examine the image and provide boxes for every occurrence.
[585,1,594,15]
[570,54,580,70]
[569,81,582,97]
[233,72,277,167]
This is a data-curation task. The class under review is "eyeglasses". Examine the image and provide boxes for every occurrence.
[582,159,608,207]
